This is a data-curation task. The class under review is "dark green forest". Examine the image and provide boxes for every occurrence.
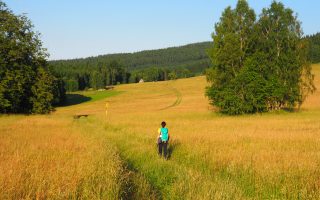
[49,42,211,91]
[306,32,320,63]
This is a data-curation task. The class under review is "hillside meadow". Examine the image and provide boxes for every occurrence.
[0,64,320,199]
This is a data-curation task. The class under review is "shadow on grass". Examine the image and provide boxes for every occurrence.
[59,94,92,107]
[168,139,181,160]
[281,107,299,112]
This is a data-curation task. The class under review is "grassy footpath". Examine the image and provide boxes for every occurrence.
[77,117,158,200]
[101,122,244,199]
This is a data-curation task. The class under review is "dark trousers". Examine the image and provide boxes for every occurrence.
[158,141,168,158]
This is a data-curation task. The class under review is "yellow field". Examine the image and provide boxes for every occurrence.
[1,64,320,199]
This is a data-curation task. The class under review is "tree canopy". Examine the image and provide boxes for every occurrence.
[206,0,315,115]
[0,1,65,114]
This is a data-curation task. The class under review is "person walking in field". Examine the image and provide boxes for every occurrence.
[157,121,169,159]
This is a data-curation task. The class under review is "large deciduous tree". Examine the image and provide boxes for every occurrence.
[206,0,315,115]
[0,1,64,113]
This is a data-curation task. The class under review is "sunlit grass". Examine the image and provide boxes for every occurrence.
[0,115,127,199]
[101,64,320,199]
[0,64,320,199]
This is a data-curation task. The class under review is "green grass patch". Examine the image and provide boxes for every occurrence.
[81,90,123,102]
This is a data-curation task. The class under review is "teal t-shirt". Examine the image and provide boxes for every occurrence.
[160,127,169,141]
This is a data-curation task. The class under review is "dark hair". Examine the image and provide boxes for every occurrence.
[161,121,166,127]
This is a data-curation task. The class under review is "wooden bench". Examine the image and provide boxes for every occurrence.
[73,114,89,119]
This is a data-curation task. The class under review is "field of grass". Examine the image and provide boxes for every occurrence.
[1,64,320,199]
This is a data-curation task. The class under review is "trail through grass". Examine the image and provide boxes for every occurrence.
[160,83,182,110]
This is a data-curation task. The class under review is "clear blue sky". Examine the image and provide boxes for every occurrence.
[5,0,320,60]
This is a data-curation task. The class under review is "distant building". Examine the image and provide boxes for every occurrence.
[139,79,144,83]
[105,86,114,90]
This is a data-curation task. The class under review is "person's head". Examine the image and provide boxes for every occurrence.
[161,121,166,127]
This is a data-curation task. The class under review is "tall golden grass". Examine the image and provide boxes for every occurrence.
[0,114,129,199]
[0,64,320,199]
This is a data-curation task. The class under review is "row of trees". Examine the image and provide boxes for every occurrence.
[0,2,65,114]
[130,67,193,82]
[50,60,130,91]
[50,61,194,92]
[206,0,315,115]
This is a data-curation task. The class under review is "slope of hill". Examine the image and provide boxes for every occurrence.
[49,42,211,73]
